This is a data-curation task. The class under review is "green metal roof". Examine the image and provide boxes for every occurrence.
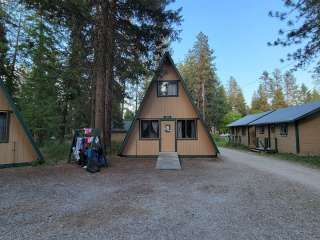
[0,80,43,162]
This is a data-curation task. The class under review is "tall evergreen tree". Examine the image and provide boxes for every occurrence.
[0,5,15,94]
[227,76,247,116]
[299,83,312,103]
[179,32,228,130]
[251,84,270,113]
[19,10,60,143]
[283,71,299,105]
[272,88,287,109]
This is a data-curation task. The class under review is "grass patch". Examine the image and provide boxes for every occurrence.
[268,153,320,169]
[40,140,71,165]
[106,140,122,156]
[213,135,228,147]
[218,139,320,169]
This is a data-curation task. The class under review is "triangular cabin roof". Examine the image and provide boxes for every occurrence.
[0,80,43,162]
[119,52,219,155]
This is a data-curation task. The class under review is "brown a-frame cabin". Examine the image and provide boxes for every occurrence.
[0,80,43,167]
[119,52,219,158]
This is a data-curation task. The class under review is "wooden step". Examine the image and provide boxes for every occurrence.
[156,152,181,170]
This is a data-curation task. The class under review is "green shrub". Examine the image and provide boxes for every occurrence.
[213,135,228,147]
[106,140,122,156]
[40,140,71,165]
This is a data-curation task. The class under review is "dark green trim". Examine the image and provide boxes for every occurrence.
[295,121,300,154]
[0,162,32,169]
[119,52,219,155]
[0,80,43,161]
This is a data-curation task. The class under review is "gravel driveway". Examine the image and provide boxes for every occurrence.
[1,153,320,240]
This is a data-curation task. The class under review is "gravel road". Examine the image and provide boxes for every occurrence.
[1,154,320,240]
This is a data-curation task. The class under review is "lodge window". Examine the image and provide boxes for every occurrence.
[140,120,159,139]
[258,126,265,134]
[177,119,196,139]
[242,127,246,136]
[157,81,178,97]
[0,111,9,143]
[280,123,288,136]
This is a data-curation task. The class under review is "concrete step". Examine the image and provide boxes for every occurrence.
[156,152,181,170]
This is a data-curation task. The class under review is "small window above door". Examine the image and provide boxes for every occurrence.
[157,80,178,97]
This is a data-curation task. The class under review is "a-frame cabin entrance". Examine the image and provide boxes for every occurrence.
[119,52,219,158]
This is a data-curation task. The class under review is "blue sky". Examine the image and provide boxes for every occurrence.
[169,0,316,105]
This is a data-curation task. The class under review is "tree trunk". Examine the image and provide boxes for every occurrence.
[94,0,115,148]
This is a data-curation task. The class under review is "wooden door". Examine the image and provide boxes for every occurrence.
[161,121,175,152]
[0,142,14,164]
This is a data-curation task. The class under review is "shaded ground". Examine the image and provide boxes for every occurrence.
[1,155,320,240]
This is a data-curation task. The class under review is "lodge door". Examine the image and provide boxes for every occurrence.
[160,121,176,152]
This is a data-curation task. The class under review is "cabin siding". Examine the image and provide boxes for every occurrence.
[0,88,37,164]
[298,112,320,155]
[122,62,216,157]
[273,123,296,154]
[229,126,249,146]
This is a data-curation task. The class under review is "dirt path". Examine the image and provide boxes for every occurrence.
[220,147,320,192]
[1,157,320,239]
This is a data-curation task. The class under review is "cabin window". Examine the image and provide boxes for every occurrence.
[258,126,265,134]
[231,127,235,135]
[158,81,178,96]
[0,111,9,143]
[242,127,246,136]
[177,119,196,139]
[280,123,288,136]
[140,120,159,139]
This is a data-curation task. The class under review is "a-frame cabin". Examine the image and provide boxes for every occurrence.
[0,80,43,167]
[120,52,219,158]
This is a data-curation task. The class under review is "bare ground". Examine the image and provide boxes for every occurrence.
[1,154,320,240]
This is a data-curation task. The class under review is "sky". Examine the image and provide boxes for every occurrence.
[169,0,316,105]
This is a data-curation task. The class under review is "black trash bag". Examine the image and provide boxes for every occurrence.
[86,154,100,173]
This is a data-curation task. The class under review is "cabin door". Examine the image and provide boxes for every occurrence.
[160,120,176,152]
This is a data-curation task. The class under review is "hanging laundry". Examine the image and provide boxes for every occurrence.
[69,128,108,173]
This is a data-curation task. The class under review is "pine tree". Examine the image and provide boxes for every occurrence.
[250,84,270,113]
[227,76,247,116]
[19,10,60,143]
[0,5,14,94]
[283,71,299,105]
[299,83,312,103]
[272,88,287,109]
[179,32,228,130]
[269,0,320,72]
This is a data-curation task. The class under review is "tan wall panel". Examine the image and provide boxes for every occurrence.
[122,121,159,156]
[177,120,215,156]
[274,124,296,154]
[140,82,197,118]
[159,63,179,80]
[299,112,320,155]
